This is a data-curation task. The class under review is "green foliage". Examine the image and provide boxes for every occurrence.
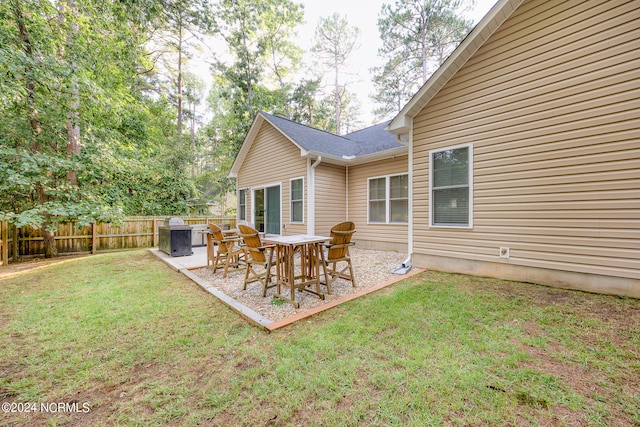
[311,12,361,135]
[0,0,198,236]
[0,0,116,229]
[0,0,365,245]
[82,97,197,216]
[144,0,211,142]
[311,13,360,69]
[372,0,474,119]
[211,0,305,123]
[0,145,119,228]
[191,0,309,208]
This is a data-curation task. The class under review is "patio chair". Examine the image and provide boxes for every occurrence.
[206,222,226,266]
[237,224,277,297]
[209,223,244,278]
[238,220,265,238]
[206,229,215,267]
[320,221,356,294]
[237,220,255,228]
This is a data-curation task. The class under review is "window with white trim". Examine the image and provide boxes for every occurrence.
[368,174,408,223]
[430,144,472,227]
[238,188,246,221]
[290,177,304,223]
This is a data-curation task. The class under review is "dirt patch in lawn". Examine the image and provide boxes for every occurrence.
[0,255,89,280]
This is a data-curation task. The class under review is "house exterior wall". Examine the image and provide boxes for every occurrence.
[411,0,640,297]
[235,120,409,244]
[237,122,307,235]
[314,162,347,235]
[348,155,409,252]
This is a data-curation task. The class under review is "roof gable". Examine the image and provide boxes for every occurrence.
[230,112,406,177]
[261,112,358,157]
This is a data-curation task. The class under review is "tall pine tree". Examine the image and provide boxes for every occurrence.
[372,0,473,120]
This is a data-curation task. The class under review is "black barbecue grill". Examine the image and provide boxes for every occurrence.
[158,217,193,257]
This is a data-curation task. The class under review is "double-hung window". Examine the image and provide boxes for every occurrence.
[430,144,472,227]
[238,188,246,221]
[368,174,408,223]
[290,177,304,223]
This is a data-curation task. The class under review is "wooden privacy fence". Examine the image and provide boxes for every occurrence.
[0,216,236,266]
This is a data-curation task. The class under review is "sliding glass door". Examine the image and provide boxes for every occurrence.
[253,185,281,234]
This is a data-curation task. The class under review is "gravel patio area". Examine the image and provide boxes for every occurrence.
[190,247,409,322]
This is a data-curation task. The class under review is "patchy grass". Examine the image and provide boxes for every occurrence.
[0,250,638,426]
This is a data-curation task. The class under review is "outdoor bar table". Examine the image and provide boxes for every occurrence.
[263,234,329,308]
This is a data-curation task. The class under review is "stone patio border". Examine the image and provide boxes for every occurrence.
[150,248,423,331]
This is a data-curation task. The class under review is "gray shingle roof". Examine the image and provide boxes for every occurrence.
[261,112,403,159]
[345,120,402,156]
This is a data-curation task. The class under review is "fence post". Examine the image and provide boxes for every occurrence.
[1,221,8,267]
[12,225,18,261]
[91,222,98,254]
[152,218,157,247]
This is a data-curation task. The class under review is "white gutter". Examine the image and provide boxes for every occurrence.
[308,156,322,235]
[302,147,407,167]
[395,134,410,145]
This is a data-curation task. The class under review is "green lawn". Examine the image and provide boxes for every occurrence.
[1,250,638,426]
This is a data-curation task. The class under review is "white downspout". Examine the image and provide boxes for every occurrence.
[308,156,322,235]
[345,166,349,220]
[393,131,413,272]
[406,123,414,267]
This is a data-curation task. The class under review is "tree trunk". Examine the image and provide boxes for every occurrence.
[62,0,80,184]
[271,47,290,118]
[421,22,429,83]
[177,16,183,142]
[42,227,58,258]
[15,1,58,258]
[190,100,196,177]
[13,1,41,140]
[334,58,340,135]
[39,186,57,258]
[277,73,289,119]
[240,28,255,119]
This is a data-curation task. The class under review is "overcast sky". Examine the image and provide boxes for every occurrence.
[193,0,499,127]
[296,0,498,125]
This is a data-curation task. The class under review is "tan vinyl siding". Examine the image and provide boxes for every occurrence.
[237,123,307,234]
[314,163,347,235]
[348,156,408,251]
[285,175,307,235]
[412,0,640,280]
